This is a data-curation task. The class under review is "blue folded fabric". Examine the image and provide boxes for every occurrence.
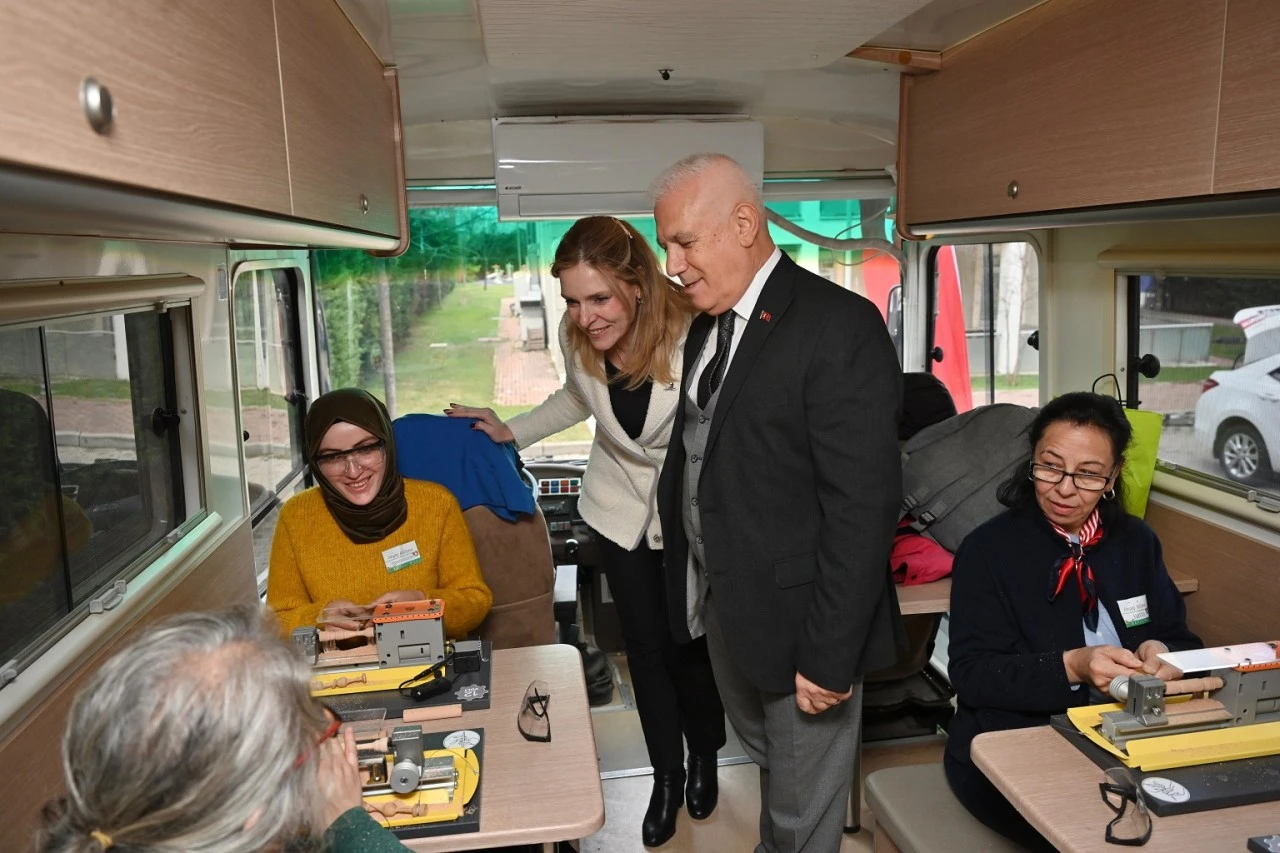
[392,413,535,522]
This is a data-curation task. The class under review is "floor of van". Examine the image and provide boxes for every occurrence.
[581,651,948,852]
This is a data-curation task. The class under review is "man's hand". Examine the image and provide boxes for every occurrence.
[1063,645,1144,693]
[795,672,853,715]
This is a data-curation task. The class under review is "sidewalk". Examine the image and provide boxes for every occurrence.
[493,298,593,458]
[493,297,562,406]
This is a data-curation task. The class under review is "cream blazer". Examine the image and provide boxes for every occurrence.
[508,317,685,552]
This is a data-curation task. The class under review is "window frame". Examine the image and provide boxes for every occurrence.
[228,261,313,526]
[921,236,1046,409]
[1120,270,1280,514]
[0,298,205,684]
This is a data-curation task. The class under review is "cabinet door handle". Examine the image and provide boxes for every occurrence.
[81,77,115,134]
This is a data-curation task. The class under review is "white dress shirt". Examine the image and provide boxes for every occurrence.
[687,248,782,401]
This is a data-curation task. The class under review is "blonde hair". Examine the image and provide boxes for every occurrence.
[551,216,691,390]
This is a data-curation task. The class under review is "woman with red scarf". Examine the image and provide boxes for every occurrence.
[945,392,1200,851]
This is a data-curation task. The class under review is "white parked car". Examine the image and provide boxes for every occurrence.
[1194,353,1280,484]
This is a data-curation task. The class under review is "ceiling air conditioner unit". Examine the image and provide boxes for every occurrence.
[493,116,764,221]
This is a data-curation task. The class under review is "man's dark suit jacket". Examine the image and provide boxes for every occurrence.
[658,253,905,695]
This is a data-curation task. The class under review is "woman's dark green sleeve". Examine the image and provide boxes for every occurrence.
[323,807,411,852]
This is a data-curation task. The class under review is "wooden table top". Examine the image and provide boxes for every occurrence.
[895,570,1198,617]
[971,725,1280,852]
[399,644,604,851]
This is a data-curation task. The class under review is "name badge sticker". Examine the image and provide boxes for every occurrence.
[382,541,422,574]
[1117,594,1150,628]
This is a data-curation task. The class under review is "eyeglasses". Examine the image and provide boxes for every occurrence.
[1099,767,1152,846]
[1030,462,1115,492]
[314,440,385,475]
[294,702,342,769]
[517,680,551,743]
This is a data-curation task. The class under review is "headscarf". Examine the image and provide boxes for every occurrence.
[304,389,407,544]
[1046,508,1103,632]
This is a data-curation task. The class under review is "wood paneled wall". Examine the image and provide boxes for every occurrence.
[0,523,257,852]
[1145,502,1280,648]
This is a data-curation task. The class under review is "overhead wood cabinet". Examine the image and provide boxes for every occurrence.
[0,0,292,215]
[275,0,402,237]
[898,0,1226,229]
[1213,0,1280,195]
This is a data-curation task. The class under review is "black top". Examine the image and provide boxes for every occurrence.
[605,360,652,441]
[944,507,1201,772]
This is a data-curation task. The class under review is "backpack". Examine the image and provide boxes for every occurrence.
[899,403,1037,552]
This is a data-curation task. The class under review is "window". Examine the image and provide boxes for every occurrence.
[0,306,196,669]
[928,242,1040,412]
[234,266,307,520]
[312,199,902,461]
[1127,274,1280,500]
[819,199,856,221]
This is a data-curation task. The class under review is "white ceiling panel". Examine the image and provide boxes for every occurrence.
[475,0,936,75]
[388,0,1044,181]
[867,0,1046,51]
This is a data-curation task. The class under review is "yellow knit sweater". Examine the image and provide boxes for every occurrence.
[266,479,492,637]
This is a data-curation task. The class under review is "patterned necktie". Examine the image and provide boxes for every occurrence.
[1047,509,1104,632]
[697,311,736,409]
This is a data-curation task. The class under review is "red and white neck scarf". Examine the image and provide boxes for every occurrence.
[1047,509,1104,632]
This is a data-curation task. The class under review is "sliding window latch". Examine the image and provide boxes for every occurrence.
[1247,490,1280,513]
[89,580,127,614]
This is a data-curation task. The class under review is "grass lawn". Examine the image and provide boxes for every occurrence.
[363,282,593,444]
[1,378,131,399]
[1210,322,1245,363]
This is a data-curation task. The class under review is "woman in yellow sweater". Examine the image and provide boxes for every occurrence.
[267,388,491,638]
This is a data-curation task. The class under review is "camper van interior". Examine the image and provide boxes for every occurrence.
[3,0,1280,850]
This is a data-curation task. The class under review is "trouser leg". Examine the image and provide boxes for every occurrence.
[705,596,776,852]
[705,594,861,853]
[597,537,686,773]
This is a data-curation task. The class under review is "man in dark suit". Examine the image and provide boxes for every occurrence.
[652,153,904,853]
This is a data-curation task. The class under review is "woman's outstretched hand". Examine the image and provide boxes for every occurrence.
[444,404,515,444]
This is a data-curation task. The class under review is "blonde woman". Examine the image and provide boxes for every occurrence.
[448,216,725,847]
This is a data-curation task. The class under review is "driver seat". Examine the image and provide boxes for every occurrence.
[392,414,555,649]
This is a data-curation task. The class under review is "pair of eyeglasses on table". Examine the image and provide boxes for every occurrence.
[518,679,551,743]
[1099,766,1152,846]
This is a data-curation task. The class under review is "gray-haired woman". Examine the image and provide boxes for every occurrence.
[38,605,406,853]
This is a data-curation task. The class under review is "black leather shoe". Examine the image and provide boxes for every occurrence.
[642,770,685,847]
[685,753,719,820]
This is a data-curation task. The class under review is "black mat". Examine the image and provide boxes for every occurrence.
[327,641,494,718]
[383,727,485,840]
[1050,713,1280,816]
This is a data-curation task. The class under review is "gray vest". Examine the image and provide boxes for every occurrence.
[681,385,721,577]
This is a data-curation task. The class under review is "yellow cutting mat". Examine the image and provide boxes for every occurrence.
[1067,701,1280,770]
[311,663,439,698]
[363,747,480,828]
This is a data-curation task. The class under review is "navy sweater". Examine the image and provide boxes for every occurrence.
[945,507,1201,771]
